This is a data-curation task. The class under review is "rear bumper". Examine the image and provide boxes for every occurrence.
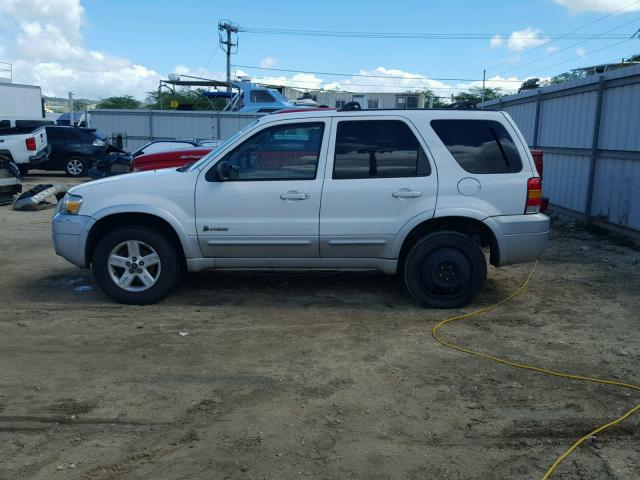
[484,213,549,266]
[29,145,51,166]
[51,213,95,268]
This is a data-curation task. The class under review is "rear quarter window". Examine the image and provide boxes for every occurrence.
[430,119,522,174]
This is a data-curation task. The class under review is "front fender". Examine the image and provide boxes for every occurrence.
[91,204,200,259]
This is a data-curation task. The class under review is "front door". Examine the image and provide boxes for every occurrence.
[195,119,330,258]
[320,117,438,258]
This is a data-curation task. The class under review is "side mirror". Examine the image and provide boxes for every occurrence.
[207,160,238,182]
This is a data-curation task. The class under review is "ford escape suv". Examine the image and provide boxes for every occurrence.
[52,109,548,308]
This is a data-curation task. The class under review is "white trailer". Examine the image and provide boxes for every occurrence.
[0,82,44,125]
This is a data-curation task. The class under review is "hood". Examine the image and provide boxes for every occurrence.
[69,167,189,196]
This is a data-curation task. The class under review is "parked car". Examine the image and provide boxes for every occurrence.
[130,147,213,172]
[89,139,204,178]
[38,126,109,177]
[52,108,549,307]
[0,123,49,176]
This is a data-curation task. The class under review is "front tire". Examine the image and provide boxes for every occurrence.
[404,231,487,309]
[92,226,180,305]
[65,156,87,177]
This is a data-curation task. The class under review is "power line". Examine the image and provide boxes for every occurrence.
[484,0,640,74]
[239,76,518,92]
[231,64,523,83]
[497,15,640,77]
[238,26,631,40]
[520,37,634,78]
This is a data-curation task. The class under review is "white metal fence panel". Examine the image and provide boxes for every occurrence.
[88,110,263,151]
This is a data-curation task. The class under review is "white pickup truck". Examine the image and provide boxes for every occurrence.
[0,124,50,176]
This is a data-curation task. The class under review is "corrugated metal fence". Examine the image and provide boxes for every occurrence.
[482,64,640,237]
[88,109,264,151]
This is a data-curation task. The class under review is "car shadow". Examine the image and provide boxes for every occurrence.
[17,267,511,313]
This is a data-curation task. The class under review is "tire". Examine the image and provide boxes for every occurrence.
[64,156,87,177]
[92,226,181,305]
[18,165,29,177]
[403,231,487,309]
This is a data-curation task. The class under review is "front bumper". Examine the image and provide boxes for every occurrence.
[29,145,51,166]
[51,213,95,267]
[484,213,550,266]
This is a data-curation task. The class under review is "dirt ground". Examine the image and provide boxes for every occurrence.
[1,172,639,480]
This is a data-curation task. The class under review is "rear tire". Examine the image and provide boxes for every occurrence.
[92,226,180,305]
[404,231,486,309]
[65,156,87,177]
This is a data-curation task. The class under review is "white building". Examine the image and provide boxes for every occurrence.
[281,87,427,109]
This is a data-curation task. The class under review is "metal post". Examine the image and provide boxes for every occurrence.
[428,94,434,109]
[585,76,606,223]
[481,69,486,109]
[532,90,542,148]
[68,92,73,126]
[149,111,154,141]
[216,111,221,140]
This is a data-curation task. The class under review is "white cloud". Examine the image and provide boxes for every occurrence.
[507,28,549,51]
[553,0,640,13]
[0,0,163,99]
[546,46,560,54]
[576,47,587,57]
[490,35,504,48]
[259,56,277,69]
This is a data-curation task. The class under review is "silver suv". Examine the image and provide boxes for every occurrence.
[52,109,549,307]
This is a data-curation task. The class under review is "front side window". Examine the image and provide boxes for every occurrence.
[250,90,276,103]
[219,122,324,181]
[430,119,522,174]
[333,120,430,179]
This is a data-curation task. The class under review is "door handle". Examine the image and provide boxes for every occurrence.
[392,189,423,199]
[280,191,310,200]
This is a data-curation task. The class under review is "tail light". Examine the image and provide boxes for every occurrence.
[525,177,542,214]
[25,137,36,151]
[530,149,543,179]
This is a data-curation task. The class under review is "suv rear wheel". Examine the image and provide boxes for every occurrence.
[92,226,181,304]
[65,156,87,177]
[404,231,487,309]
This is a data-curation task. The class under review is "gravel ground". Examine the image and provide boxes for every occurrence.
[1,172,639,480]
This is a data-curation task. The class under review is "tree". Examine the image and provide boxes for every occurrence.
[452,86,504,105]
[422,89,448,108]
[145,88,226,111]
[97,95,141,109]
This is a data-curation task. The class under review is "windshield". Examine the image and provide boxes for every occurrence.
[187,120,260,171]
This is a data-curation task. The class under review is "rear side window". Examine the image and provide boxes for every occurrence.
[333,120,430,179]
[250,90,276,103]
[430,120,522,174]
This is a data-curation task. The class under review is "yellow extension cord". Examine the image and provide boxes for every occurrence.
[431,260,640,479]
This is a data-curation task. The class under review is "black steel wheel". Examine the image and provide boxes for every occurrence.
[404,231,487,309]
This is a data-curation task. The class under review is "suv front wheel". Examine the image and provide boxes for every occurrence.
[404,231,487,309]
[92,226,181,304]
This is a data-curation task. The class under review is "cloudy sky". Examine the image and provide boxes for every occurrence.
[0,0,639,99]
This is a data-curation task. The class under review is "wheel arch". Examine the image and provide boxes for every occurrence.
[85,211,193,268]
[396,215,500,267]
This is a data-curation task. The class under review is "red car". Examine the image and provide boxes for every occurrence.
[130,147,213,172]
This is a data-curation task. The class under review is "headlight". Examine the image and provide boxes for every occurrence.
[93,139,107,147]
[59,194,83,215]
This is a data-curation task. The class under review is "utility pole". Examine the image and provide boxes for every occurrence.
[481,69,486,109]
[68,92,74,126]
[218,20,239,92]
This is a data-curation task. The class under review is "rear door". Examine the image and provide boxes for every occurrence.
[320,116,438,258]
